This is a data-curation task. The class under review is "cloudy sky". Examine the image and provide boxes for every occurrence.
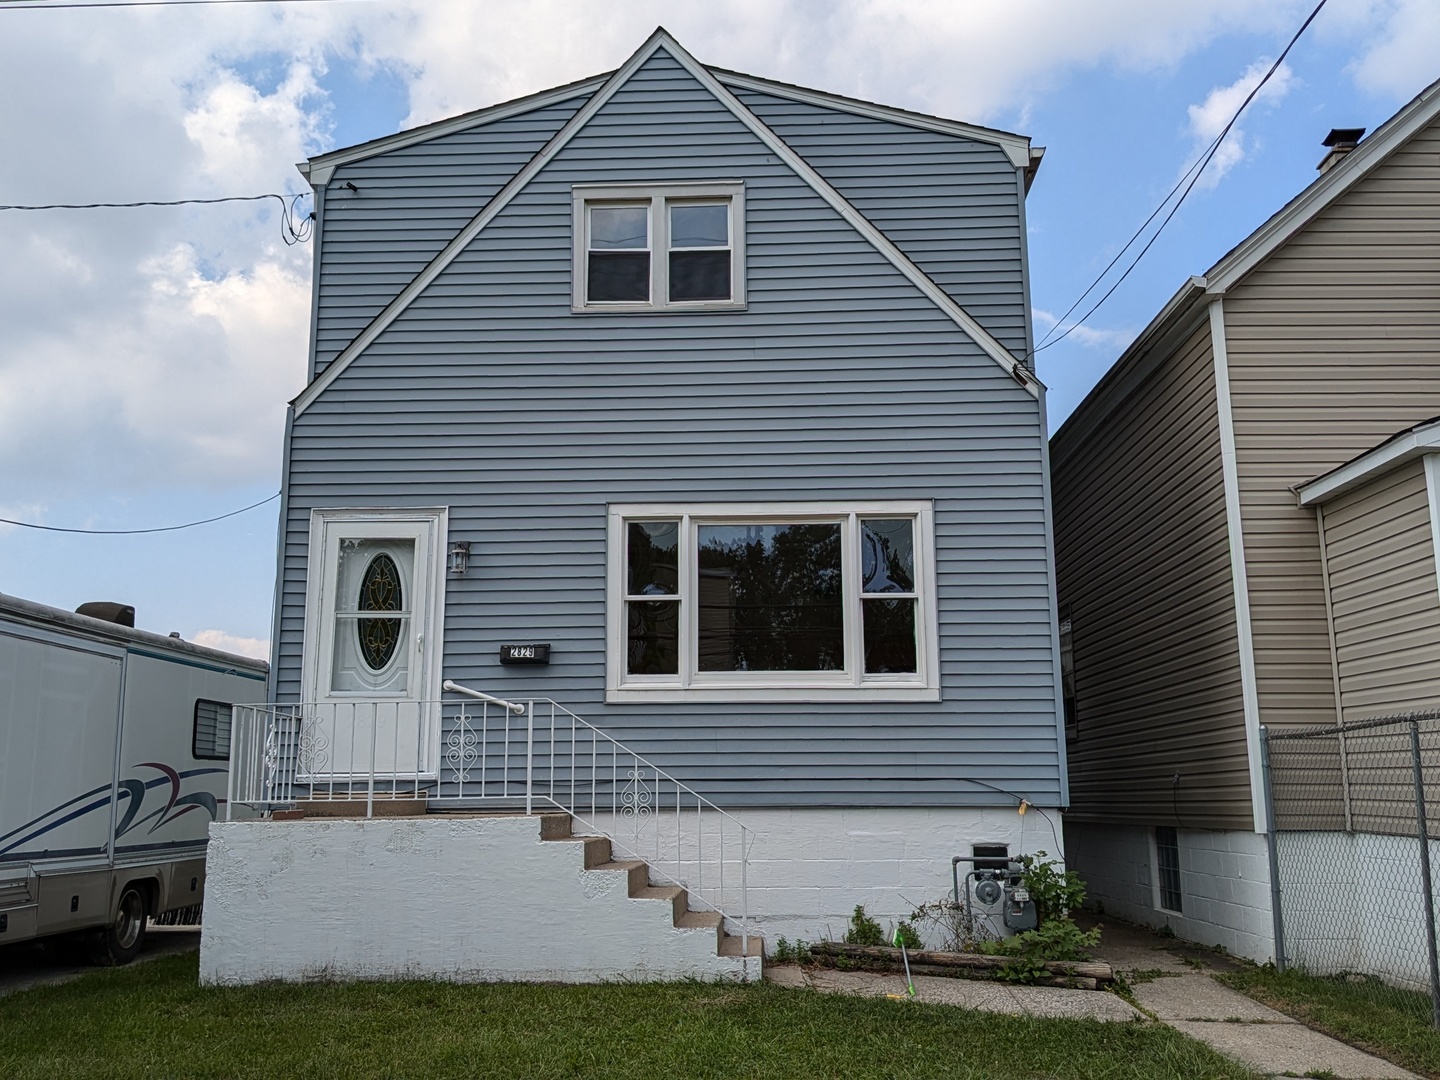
[0,0,1435,660]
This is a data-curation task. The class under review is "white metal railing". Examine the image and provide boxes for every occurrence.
[227,685,755,955]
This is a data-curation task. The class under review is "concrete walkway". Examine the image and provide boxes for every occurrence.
[1093,919,1419,1080]
[764,963,1144,1022]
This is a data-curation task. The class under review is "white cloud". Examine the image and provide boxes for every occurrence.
[0,0,1422,513]
[1185,59,1297,189]
[190,628,270,660]
[1033,309,1137,352]
[1332,0,1440,102]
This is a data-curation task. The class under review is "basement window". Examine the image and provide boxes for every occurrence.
[1155,826,1183,914]
[573,182,745,312]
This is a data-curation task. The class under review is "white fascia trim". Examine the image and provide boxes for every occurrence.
[1210,300,1267,833]
[296,75,610,186]
[668,38,1036,395]
[290,34,673,417]
[1423,456,1440,613]
[714,70,1032,168]
[1205,77,1440,295]
[1297,421,1440,506]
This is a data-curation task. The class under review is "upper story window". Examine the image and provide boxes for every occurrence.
[573,182,745,312]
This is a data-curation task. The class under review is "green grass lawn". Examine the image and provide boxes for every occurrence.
[1219,966,1440,1079]
[0,953,1266,1080]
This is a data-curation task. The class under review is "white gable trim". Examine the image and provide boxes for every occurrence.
[715,69,1032,168]
[297,74,610,187]
[293,29,1036,417]
[1206,76,1440,295]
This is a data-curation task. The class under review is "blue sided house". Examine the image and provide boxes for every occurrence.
[201,29,1067,985]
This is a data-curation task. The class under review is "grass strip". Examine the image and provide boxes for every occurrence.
[1218,967,1440,1079]
[0,952,1267,1079]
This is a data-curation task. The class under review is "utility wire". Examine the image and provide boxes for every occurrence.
[0,0,359,9]
[1,492,279,534]
[1030,0,1329,360]
[0,192,313,243]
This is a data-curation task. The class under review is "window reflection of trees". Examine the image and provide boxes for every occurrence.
[697,523,843,672]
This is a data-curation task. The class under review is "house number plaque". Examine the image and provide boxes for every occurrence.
[499,643,551,665]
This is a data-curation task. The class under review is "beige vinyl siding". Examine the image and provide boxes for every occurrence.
[1052,319,1252,828]
[1322,457,1440,720]
[1223,113,1440,730]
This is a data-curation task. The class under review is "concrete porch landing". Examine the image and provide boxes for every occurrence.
[200,813,757,985]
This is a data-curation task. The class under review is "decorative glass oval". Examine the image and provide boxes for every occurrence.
[357,553,402,671]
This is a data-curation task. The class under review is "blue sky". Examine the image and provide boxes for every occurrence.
[0,0,1434,658]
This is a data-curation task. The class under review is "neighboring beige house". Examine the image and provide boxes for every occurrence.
[1050,76,1440,962]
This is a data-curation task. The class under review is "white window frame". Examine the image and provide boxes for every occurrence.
[606,501,939,703]
[300,507,449,706]
[572,182,746,313]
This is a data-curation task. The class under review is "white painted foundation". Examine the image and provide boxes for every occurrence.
[1278,831,1440,993]
[200,805,1058,983]
[200,815,748,985]
[572,805,1061,949]
[1065,820,1275,963]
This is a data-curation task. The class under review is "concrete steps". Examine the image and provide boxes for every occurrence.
[538,813,762,969]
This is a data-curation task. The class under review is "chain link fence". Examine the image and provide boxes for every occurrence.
[1263,711,1440,1026]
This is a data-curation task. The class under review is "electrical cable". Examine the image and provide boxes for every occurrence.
[957,776,1062,854]
[1029,0,1329,360]
[0,192,313,244]
[0,0,358,10]
[1,492,279,534]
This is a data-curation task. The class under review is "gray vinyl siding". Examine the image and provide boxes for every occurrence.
[1322,458,1440,721]
[1223,112,1440,729]
[732,88,1028,356]
[1052,319,1253,829]
[277,48,1061,810]
[311,95,590,375]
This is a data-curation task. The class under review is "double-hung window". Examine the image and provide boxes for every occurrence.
[607,502,938,702]
[574,182,745,311]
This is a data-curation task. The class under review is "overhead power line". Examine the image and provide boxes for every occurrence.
[0,192,313,243]
[1030,0,1329,360]
[0,0,360,10]
[1,492,280,535]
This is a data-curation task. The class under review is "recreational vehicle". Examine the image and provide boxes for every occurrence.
[0,592,267,963]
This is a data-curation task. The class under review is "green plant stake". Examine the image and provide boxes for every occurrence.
[889,926,916,999]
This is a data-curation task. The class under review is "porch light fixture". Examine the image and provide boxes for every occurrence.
[447,540,471,576]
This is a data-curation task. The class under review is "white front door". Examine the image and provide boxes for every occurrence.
[301,509,448,780]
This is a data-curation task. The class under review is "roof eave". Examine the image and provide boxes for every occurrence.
[1296,420,1440,506]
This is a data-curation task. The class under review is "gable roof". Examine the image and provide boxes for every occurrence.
[291,28,1038,417]
[1053,73,1440,456]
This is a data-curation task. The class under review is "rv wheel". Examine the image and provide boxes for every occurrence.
[90,884,147,966]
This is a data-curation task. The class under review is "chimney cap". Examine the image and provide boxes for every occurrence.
[1322,127,1366,147]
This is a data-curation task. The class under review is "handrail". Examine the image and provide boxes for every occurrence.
[539,696,753,834]
[442,679,526,715]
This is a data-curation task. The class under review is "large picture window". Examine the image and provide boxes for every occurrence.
[573,182,745,312]
[608,502,938,702]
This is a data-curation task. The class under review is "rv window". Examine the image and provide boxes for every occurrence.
[193,699,233,760]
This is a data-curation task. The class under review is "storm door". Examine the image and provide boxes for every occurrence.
[301,511,446,781]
